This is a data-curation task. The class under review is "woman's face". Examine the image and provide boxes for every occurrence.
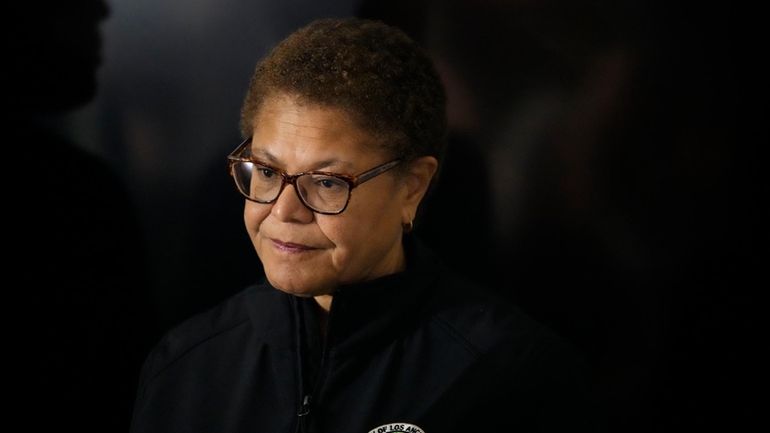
[244,95,421,299]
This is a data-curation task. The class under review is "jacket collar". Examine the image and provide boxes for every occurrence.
[247,236,442,356]
[315,235,441,359]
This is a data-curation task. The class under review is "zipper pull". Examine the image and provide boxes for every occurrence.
[297,394,312,417]
[296,395,312,433]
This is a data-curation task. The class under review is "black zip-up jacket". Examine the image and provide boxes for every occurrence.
[130,239,597,432]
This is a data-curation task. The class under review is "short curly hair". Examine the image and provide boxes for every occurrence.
[240,18,447,164]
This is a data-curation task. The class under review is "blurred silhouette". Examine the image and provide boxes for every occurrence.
[357,0,496,286]
[360,0,750,430]
[9,1,157,431]
[178,154,265,326]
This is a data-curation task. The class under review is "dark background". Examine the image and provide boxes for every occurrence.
[11,0,756,431]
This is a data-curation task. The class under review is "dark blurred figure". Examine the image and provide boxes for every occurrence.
[8,1,157,431]
[178,157,264,327]
[360,0,752,431]
[357,0,496,285]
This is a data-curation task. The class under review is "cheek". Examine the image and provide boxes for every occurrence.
[244,201,270,236]
[319,191,402,262]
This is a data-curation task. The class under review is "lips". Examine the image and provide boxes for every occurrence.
[270,238,318,253]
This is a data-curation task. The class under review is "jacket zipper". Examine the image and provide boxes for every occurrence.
[294,297,335,433]
[296,394,311,433]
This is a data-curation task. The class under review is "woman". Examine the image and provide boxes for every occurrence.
[130,18,595,433]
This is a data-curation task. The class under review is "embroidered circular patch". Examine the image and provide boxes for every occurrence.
[368,423,425,433]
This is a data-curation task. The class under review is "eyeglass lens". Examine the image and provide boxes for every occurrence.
[232,161,349,213]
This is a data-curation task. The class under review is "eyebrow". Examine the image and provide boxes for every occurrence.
[250,147,355,172]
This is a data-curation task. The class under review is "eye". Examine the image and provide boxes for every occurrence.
[255,165,277,179]
[316,177,346,189]
[320,179,337,188]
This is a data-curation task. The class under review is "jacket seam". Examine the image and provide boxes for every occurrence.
[145,318,252,387]
[429,315,482,358]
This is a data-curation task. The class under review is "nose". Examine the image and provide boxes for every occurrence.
[270,183,314,223]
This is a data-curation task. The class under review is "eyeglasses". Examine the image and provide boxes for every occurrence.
[227,137,402,215]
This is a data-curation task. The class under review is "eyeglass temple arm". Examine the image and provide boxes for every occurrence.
[354,160,402,185]
[228,137,253,159]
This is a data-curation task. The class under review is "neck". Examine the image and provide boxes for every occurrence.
[314,294,333,312]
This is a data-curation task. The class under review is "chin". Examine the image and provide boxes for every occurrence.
[264,268,336,298]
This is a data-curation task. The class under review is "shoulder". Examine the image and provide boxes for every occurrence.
[427,267,597,411]
[407,237,572,360]
[420,270,600,431]
[428,272,544,347]
[138,284,280,385]
[424,267,584,374]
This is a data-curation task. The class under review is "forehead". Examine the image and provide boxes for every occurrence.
[250,95,382,170]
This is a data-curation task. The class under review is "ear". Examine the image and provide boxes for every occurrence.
[400,156,439,224]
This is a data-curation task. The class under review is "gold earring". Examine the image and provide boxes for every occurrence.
[403,220,414,233]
